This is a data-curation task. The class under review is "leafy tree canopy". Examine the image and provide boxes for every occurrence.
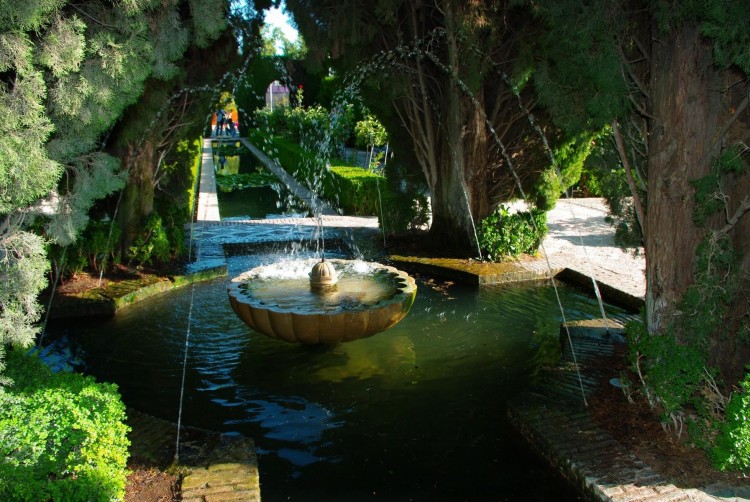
[0,0,239,378]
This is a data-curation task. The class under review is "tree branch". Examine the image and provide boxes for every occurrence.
[710,93,749,161]
[718,196,750,235]
[69,4,117,29]
[612,119,647,235]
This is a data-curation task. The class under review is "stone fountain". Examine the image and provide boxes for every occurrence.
[227,258,417,344]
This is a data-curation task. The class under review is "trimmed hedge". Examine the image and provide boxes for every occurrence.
[247,130,428,232]
[0,350,130,502]
[326,166,384,215]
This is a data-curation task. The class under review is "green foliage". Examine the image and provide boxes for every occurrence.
[253,102,355,158]
[627,233,743,443]
[532,0,630,135]
[185,138,203,219]
[529,132,597,210]
[478,204,548,261]
[233,56,286,116]
[377,186,430,235]
[327,166,384,215]
[152,137,203,262]
[261,22,307,58]
[698,2,750,75]
[216,171,280,192]
[47,153,128,247]
[627,319,707,419]
[1,0,229,381]
[354,115,388,150]
[712,367,750,473]
[127,214,171,266]
[67,220,122,276]
[0,231,49,383]
[248,130,428,230]
[0,350,130,501]
[248,129,333,192]
[692,144,749,226]
[682,234,738,346]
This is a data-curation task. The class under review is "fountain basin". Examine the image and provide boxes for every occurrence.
[227,258,417,344]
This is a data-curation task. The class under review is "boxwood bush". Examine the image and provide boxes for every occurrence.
[0,350,130,501]
[478,204,548,260]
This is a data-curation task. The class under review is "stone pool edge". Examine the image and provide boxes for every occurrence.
[46,264,228,319]
[505,321,744,502]
[388,254,644,312]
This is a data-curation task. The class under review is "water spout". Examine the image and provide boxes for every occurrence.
[310,258,338,292]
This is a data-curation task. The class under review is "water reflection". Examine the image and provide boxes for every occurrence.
[43,253,632,500]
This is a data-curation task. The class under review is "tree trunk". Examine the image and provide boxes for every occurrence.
[646,23,715,335]
[647,21,750,384]
[118,141,156,256]
[422,1,490,256]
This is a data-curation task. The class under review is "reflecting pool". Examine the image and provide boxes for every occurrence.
[212,141,306,219]
[46,253,631,500]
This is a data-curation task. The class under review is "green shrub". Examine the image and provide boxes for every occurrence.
[0,350,130,501]
[127,213,171,266]
[48,220,122,279]
[712,367,750,473]
[478,204,548,260]
[74,220,122,274]
[626,318,707,419]
[247,130,334,196]
[327,166,383,215]
[248,130,428,231]
[378,186,429,234]
[253,102,354,157]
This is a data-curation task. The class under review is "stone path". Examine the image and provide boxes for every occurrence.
[534,198,646,311]
[127,410,261,502]
[541,198,646,303]
[507,319,750,502]
[197,138,221,222]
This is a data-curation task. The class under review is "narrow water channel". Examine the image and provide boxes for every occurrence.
[212,141,306,219]
[45,252,632,501]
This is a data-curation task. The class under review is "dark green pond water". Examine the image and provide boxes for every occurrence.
[212,142,306,219]
[45,252,632,501]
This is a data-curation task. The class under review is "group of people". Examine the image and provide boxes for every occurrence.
[215,109,239,137]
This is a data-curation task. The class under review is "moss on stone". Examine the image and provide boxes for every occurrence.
[388,254,553,285]
[49,265,227,319]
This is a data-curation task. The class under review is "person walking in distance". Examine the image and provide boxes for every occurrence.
[215,109,225,136]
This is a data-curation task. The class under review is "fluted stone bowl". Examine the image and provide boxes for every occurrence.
[227,259,417,344]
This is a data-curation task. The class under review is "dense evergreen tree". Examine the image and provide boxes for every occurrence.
[0,0,261,379]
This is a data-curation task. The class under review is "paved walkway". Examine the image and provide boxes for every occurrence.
[127,410,261,502]
[197,138,221,222]
[542,198,645,300]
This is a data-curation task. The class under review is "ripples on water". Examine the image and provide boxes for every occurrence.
[45,252,632,500]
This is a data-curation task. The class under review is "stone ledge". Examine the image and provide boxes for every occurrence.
[47,265,227,319]
[388,254,561,285]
